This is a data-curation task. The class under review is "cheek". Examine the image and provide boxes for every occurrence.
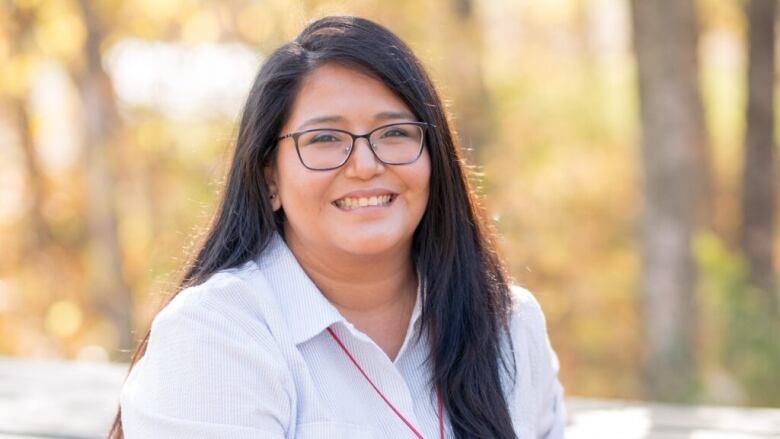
[281,175,326,210]
[277,159,333,219]
[403,152,431,217]
[416,152,432,200]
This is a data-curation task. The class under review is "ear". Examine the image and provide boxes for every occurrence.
[264,166,282,211]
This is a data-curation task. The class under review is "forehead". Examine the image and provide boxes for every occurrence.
[284,63,413,130]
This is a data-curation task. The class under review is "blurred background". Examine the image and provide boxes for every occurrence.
[0,0,778,409]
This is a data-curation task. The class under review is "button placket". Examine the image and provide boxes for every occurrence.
[332,324,423,432]
[397,327,442,438]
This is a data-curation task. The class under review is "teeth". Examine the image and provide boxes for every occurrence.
[335,195,393,209]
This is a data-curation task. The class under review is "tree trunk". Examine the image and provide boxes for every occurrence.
[5,5,52,256]
[75,0,134,358]
[731,0,780,406]
[630,0,700,402]
[11,98,52,254]
[741,0,777,317]
[686,11,714,235]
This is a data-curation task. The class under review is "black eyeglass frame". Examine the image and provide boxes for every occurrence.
[277,121,431,171]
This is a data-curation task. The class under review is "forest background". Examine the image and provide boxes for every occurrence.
[1,0,778,407]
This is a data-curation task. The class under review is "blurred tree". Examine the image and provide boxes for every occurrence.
[690,6,714,234]
[6,5,52,254]
[741,0,777,318]
[446,0,490,162]
[73,0,133,356]
[733,0,780,405]
[631,0,701,402]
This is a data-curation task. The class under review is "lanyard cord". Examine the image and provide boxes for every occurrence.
[326,327,444,439]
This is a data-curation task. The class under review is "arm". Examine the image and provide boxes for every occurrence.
[536,325,566,438]
[119,278,293,439]
[509,286,567,439]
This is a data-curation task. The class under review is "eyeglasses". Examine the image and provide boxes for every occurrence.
[277,122,430,171]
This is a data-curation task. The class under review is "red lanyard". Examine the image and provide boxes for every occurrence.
[327,327,445,439]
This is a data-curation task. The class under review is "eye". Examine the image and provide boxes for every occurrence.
[310,133,340,143]
[381,128,411,138]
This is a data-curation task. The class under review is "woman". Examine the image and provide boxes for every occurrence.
[112,16,565,439]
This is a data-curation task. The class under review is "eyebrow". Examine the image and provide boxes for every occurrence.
[296,111,416,130]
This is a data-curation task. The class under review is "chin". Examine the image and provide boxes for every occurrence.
[336,231,410,257]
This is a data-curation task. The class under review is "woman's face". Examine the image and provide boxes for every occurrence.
[268,63,431,258]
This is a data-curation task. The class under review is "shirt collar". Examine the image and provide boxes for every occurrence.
[255,233,344,345]
[256,232,423,346]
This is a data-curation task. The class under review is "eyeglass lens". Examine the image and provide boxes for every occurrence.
[296,123,424,169]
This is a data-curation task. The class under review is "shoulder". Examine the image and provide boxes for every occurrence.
[154,261,277,340]
[509,284,543,310]
[505,285,567,437]
[146,261,291,366]
[141,262,294,384]
[506,284,556,378]
[508,284,548,333]
[162,262,260,314]
[120,262,294,436]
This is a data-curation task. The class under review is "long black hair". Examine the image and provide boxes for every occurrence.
[110,16,516,439]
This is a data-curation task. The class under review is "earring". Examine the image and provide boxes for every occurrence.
[269,193,277,199]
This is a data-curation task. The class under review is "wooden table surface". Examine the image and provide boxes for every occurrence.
[1,356,778,438]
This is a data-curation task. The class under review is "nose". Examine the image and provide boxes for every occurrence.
[344,136,384,179]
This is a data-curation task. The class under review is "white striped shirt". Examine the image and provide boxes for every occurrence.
[119,233,566,438]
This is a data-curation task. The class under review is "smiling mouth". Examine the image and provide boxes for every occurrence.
[333,194,396,210]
